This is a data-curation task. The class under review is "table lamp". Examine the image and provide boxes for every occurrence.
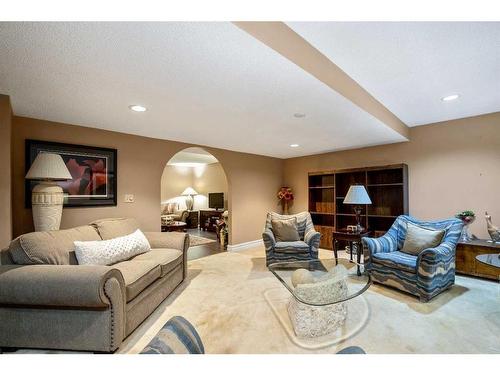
[343,185,372,232]
[25,152,72,231]
[181,187,198,211]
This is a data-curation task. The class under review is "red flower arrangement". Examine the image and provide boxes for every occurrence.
[277,187,294,202]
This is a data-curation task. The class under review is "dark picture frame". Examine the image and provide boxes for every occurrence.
[25,139,117,208]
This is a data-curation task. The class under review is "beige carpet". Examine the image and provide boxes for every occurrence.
[189,235,216,246]
[119,246,500,354]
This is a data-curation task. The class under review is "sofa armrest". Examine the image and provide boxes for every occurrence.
[0,265,125,308]
[144,231,189,252]
[362,234,397,255]
[262,230,276,251]
[417,242,455,274]
[304,229,321,253]
[144,232,190,278]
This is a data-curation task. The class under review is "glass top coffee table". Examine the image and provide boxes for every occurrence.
[476,253,500,269]
[268,258,371,338]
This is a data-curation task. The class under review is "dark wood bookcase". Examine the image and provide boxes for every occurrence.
[308,164,408,249]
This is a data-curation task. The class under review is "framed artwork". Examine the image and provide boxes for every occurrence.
[25,139,117,207]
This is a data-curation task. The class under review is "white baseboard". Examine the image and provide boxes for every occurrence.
[227,239,263,252]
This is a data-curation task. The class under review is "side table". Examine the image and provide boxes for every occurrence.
[332,229,372,276]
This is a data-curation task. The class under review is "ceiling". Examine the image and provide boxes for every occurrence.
[168,147,219,165]
[288,22,500,126]
[0,22,498,158]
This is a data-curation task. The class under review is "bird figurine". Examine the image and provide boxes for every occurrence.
[485,212,500,242]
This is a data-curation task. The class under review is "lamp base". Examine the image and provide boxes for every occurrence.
[32,182,64,231]
[353,206,365,233]
[185,195,194,211]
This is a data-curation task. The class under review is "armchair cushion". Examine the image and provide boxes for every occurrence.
[274,241,310,254]
[401,222,445,255]
[266,212,309,240]
[271,217,300,242]
[372,251,418,273]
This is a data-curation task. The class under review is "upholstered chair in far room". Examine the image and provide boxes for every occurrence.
[362,215,463,302]
[161,202,188,222]
[263,212,321,267]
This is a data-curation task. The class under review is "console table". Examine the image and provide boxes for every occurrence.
[456,239,500,280]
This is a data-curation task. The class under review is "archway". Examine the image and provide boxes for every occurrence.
[161,147,230,251]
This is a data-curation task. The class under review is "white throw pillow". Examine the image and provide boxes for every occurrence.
[74,229,151,265]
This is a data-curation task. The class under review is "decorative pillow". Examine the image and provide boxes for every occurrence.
[401,222,445,255]
[271,217,300,242]
[74,229,151,265]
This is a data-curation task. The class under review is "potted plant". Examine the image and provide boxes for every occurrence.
[277,187,294,215]
[455,210,475,242]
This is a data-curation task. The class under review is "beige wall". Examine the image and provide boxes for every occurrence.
[161,162,228,210]
[161,165,196,208]
[12,116,283,244]
[192,162,228,210]
[284,112,500,239]
[0,95,12,247]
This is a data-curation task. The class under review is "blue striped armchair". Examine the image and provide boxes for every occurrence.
[263,212,321,266]
[362,215,463,302]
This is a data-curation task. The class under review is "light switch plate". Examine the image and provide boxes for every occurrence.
[124,194,135,203]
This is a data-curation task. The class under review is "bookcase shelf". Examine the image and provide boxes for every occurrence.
[308,164,408,249]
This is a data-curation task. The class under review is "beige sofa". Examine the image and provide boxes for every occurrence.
[0,218,189,353]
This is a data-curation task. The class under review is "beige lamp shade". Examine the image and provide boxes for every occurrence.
[343,185,372,205]
[25,152,72,181]
[181,187,198,196]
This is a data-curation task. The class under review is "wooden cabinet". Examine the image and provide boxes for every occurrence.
[308,164,408,250]
[200,210,223,232]
[185,210,199,229]
[315,225,333,249]
[456,240,500,280]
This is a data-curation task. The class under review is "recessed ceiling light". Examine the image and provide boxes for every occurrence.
[441,94,460,102]
[290,144,299,148]
[293,113,306,118]
[129,105,147,112]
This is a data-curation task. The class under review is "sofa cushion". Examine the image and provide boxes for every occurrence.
[372,251,418,273]
[401,222,445,255]
[271,217,300,242]
[113,260,161,302]
[9,225,101,265]
[91,218,140,240]
[274,241,310,254]
[74,229,151,266]
[132,249,183,277]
